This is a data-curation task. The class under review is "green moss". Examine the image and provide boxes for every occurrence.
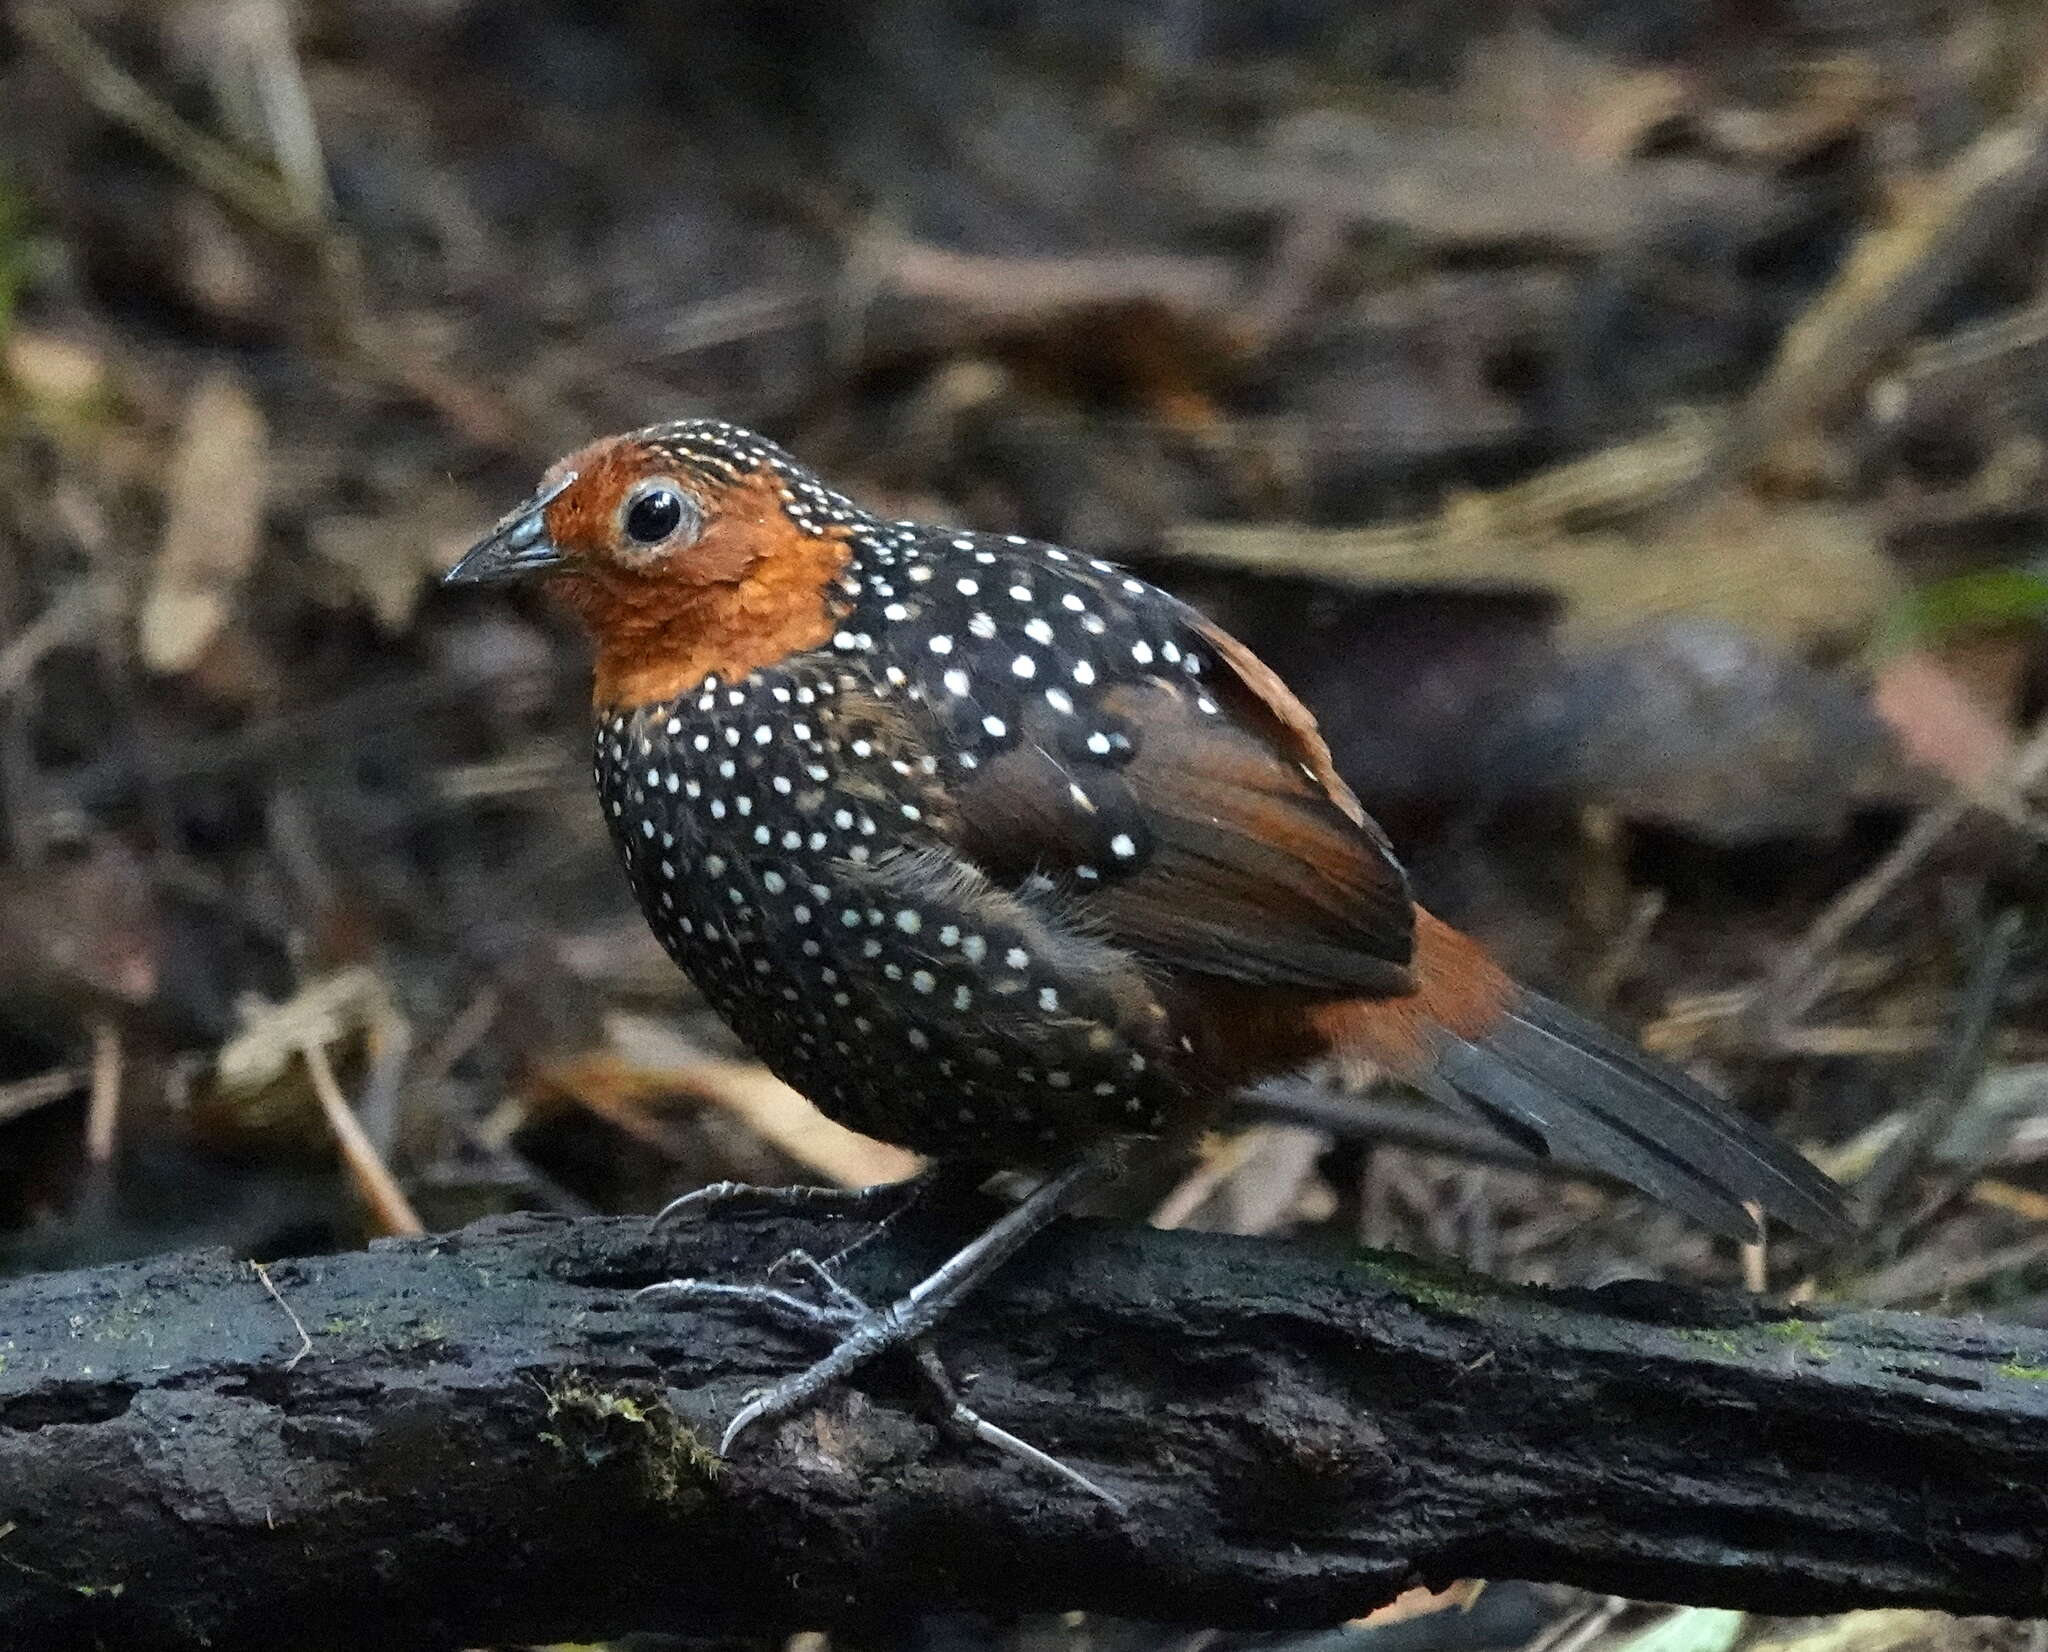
[1676,1328,1743,1357]
[542,1376,722,1506]
[1763,1318,1831,1360]
[85,1298,159,1347]
[1349,1251,1495,1315]
[1996,1360,2048,1381]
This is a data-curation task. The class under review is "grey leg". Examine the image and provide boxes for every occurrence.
[715,1158,1111,1452]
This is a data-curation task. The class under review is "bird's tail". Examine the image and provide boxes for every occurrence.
[1311,911,1849,1241]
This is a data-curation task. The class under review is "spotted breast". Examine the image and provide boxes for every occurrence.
[587,506,1268,1163]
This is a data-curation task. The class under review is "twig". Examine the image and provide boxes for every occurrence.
[83,1020,120,1167]
[1679,64,2048,504]
[14,2,527,450]
[1856,906,2022,1221]
[1761,706,2048,1022]
[0,1068,85,1127]
[13,3,323,246]
[301,1037,425,1238]
[249,1260,312,1370]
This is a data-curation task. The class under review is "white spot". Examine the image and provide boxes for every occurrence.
[763,871,787,893]
[982,715,1007,738]
[961,935,988,964]
[969,612,997,639]
[896,910,923,935]
[884,603,908,621]
[1038,987,1060,1012]
[944,668,971,697]
[1045,687,1073,714]
[956,577,979,596]
[1061,593,1086,612]
[1131,641,1154,665]
[1005,947,1029,969]
[1110,833,1138,858]
[1086,732,1112,755]
[929,634,954,655]
[912,970,936,994]
[1011,654,1036,679]
[1073,660,1096,685]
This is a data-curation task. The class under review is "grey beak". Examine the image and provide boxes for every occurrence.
[442,472,577,585]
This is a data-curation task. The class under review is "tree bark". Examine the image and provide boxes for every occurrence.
[0,1203,2043,1652]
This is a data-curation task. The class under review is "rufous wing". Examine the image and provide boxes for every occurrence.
[949,610,1415,996]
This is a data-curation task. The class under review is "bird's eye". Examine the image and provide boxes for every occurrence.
[622,483,689,547]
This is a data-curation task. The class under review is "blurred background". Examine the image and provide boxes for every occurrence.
[2,0,2048,1646]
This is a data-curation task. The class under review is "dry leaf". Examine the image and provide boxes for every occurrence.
[140,371,268,673]
[603,1010,921,1189]
[1871,649,2015,795]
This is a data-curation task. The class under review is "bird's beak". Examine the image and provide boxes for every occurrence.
[442,472,577,585]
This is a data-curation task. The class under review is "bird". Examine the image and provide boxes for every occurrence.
[445,417,1849,1485]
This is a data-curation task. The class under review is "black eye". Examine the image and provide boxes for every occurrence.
[623,485,686,546]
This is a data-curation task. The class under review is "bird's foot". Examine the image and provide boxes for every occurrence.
[650,1172,932,1231]
[638,1159,1123,1509]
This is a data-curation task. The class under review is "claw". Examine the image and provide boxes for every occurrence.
[651,1175,932,1231]
[649,1160,1120,1504]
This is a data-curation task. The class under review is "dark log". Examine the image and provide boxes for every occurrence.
[0,1202,2044,1652]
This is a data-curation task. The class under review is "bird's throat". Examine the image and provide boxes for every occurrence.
[576,525,852,712]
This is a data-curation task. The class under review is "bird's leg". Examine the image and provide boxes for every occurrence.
[710,1156,1112,1451]
[643,1157,1115,1457]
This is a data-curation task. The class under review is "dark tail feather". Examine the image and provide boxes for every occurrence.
[1426,991,1850,1242]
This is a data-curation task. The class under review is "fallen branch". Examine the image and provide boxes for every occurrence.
[0,1205,2044,1651]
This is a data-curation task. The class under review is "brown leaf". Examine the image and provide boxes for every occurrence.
[140,370,268,674]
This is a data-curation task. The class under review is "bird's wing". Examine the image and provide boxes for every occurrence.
[947,607,1415,996]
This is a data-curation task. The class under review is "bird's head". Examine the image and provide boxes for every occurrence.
[445,421,854,708]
